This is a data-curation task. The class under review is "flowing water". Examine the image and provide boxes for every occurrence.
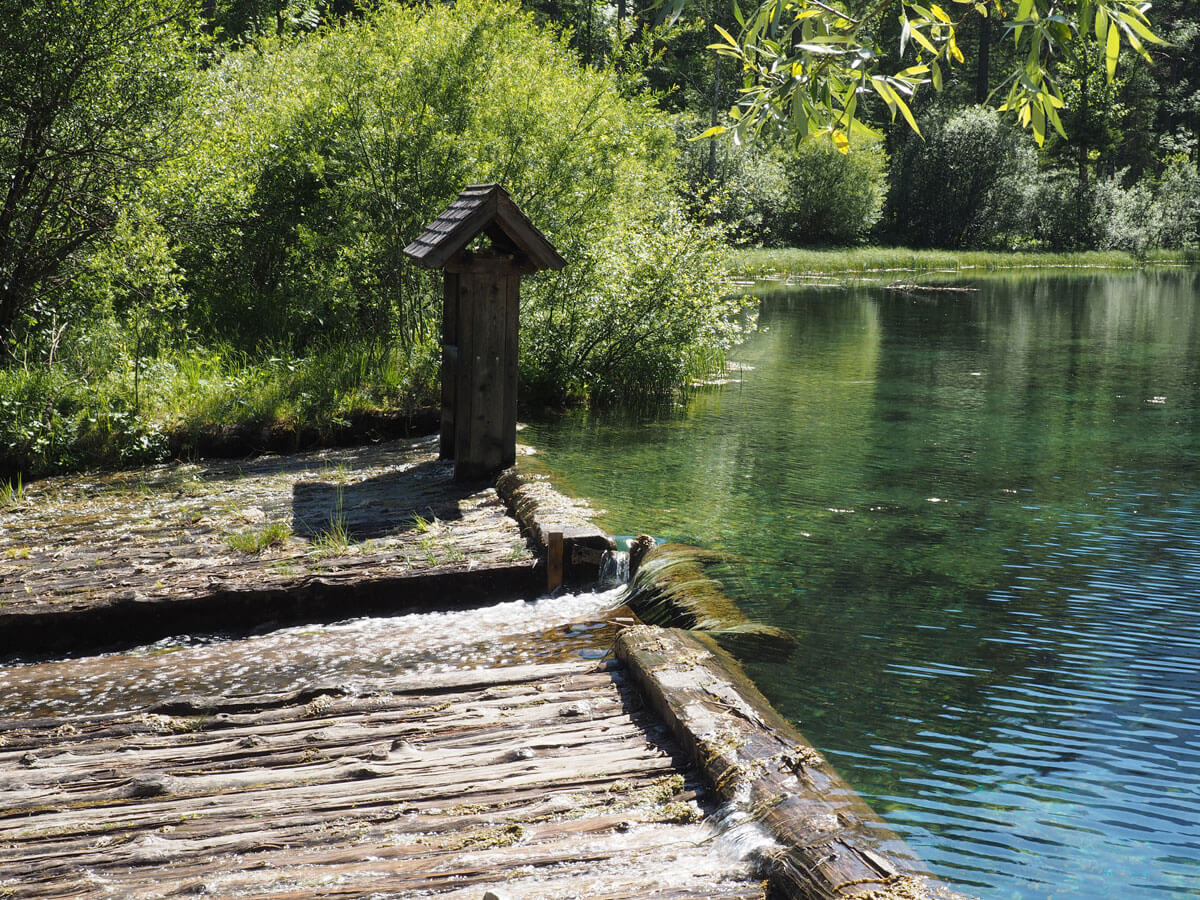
[0,590,623,720]
[522,271,1200,900]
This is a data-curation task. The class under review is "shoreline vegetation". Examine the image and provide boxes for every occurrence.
[4,0,1198,487]
[728,247,1200,279]
[3,249,1197,486]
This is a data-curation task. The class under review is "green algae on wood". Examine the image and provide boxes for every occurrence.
[623,542,794,653]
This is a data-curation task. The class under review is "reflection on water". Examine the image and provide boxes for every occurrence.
[522,272,1200,900]
[0,589,623,720]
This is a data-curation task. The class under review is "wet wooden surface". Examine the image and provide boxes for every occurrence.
[0,437,606,653]
[0,438,968,900]
[0,657,768,899]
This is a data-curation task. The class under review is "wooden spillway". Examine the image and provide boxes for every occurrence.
[0,656,767,899]
[0,440,969,900]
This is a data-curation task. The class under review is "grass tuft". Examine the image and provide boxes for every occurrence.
[0,475,23,507]
[311,515,351,556]
[222,520,292,553]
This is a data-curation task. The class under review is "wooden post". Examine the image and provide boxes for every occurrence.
[440,272,460,459]
[547,530,564,593]
[444,253,521,481]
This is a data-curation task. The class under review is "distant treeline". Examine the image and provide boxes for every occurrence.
[1,0,1196,480]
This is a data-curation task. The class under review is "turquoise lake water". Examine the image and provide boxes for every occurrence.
[523,271,1200,899]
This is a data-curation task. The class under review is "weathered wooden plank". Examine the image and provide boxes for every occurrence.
[0,656,766,900]
[0,437,565,654]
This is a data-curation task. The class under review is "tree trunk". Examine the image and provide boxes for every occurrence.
[975,15,992,103]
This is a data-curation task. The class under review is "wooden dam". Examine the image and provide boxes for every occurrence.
[0,436,965,900]
[0,186,967,900]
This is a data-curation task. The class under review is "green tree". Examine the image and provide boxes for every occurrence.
[885,104,1034,247]
[0,0,197,351]
[703,0,1166,150]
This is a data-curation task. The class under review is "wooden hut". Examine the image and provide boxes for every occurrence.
[404,184,566,481]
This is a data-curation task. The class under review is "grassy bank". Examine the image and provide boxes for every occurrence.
[728,246,1199,278]
[0,342,440,482]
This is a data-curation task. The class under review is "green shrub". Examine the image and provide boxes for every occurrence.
[521,203,751,404]
[0,366,169,478]
[673,117,789,244]
[766,139,887,246]
[885,105,1035,249]
[674,122,886,246]
[1154,157,1200,249]
[1033,157,1200,255]
[168,0,733,403]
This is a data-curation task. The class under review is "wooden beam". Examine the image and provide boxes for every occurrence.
[547,530,565,593]
[615,626,974,900]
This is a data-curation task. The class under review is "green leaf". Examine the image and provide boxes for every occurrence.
[712,23,739,48]
[893,89,921,134]
[1043,96,1068,137]
[909,24,939,55]
[1105,16,1120,80]
[1093,6,1108,44]
[1031,98,1046,145]
[1117,6,1170,46]
[1015,0,1034,41]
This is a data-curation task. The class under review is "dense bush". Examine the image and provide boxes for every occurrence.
[675,122,886,246]
[1091,158,1200,254]
[766,141,887,246]
[885,105,1035,249]
[1024,157,1200,254]
[522,204,749,403]
[167,0,742,395]
[673,119,788,244]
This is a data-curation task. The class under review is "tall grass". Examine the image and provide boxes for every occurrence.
[728,247,1198,278]
[0,339,441,479]
[147,340,440,433]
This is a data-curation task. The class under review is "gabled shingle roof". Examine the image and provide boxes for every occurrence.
[403,183,566,271]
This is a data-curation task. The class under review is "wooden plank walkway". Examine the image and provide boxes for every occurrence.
[0,437,610,654]
[0,438,970,900]
[0,658,768,899]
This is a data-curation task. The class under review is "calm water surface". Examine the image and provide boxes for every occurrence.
[523,272,1200,900]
